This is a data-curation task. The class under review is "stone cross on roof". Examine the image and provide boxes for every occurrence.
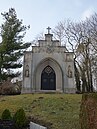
[47,26,51,34]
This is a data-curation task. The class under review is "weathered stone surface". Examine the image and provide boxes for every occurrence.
[22,29,76,93]
[30,122,47,129]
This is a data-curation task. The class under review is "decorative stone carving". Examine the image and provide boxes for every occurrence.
[66,54,73,62]
[46,45,54,53]
[25,65,29,77]
[67,65,72,78]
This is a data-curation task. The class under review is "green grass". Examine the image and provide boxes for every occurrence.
[0,94,82,129]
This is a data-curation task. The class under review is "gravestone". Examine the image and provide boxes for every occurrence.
[30,122,47,129]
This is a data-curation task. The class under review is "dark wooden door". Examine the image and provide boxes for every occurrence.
[41,66,56,90]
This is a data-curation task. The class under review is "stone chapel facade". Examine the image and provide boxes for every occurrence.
[22,28,76,93]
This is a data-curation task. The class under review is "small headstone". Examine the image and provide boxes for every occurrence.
[30,122,47,129]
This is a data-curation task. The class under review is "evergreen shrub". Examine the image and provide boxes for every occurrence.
[13,108,27,128]
[1,109,12,120]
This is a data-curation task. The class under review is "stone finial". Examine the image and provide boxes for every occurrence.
[47,27,51,34]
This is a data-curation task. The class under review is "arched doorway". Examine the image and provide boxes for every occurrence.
[41,65,56,90]
[33,58,63,91]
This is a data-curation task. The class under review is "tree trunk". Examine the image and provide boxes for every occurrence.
[89,59,93,92]
[74,61,81,93]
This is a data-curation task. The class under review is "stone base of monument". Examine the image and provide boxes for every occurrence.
[64,88,76,93]
[30,122,47,129]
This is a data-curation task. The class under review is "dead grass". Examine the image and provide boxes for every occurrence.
[0,93,82,129]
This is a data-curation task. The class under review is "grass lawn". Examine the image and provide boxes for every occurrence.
[0,93,82,129]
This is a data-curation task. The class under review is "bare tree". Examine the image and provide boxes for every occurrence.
[31,31,44,46]
[53,17,97,92]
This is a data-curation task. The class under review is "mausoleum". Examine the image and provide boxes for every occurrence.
[22,27,76,93]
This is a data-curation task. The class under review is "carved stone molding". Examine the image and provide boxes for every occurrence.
[46,45,54,53]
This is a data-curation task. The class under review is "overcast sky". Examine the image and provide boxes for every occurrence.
[0,0,97,42]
